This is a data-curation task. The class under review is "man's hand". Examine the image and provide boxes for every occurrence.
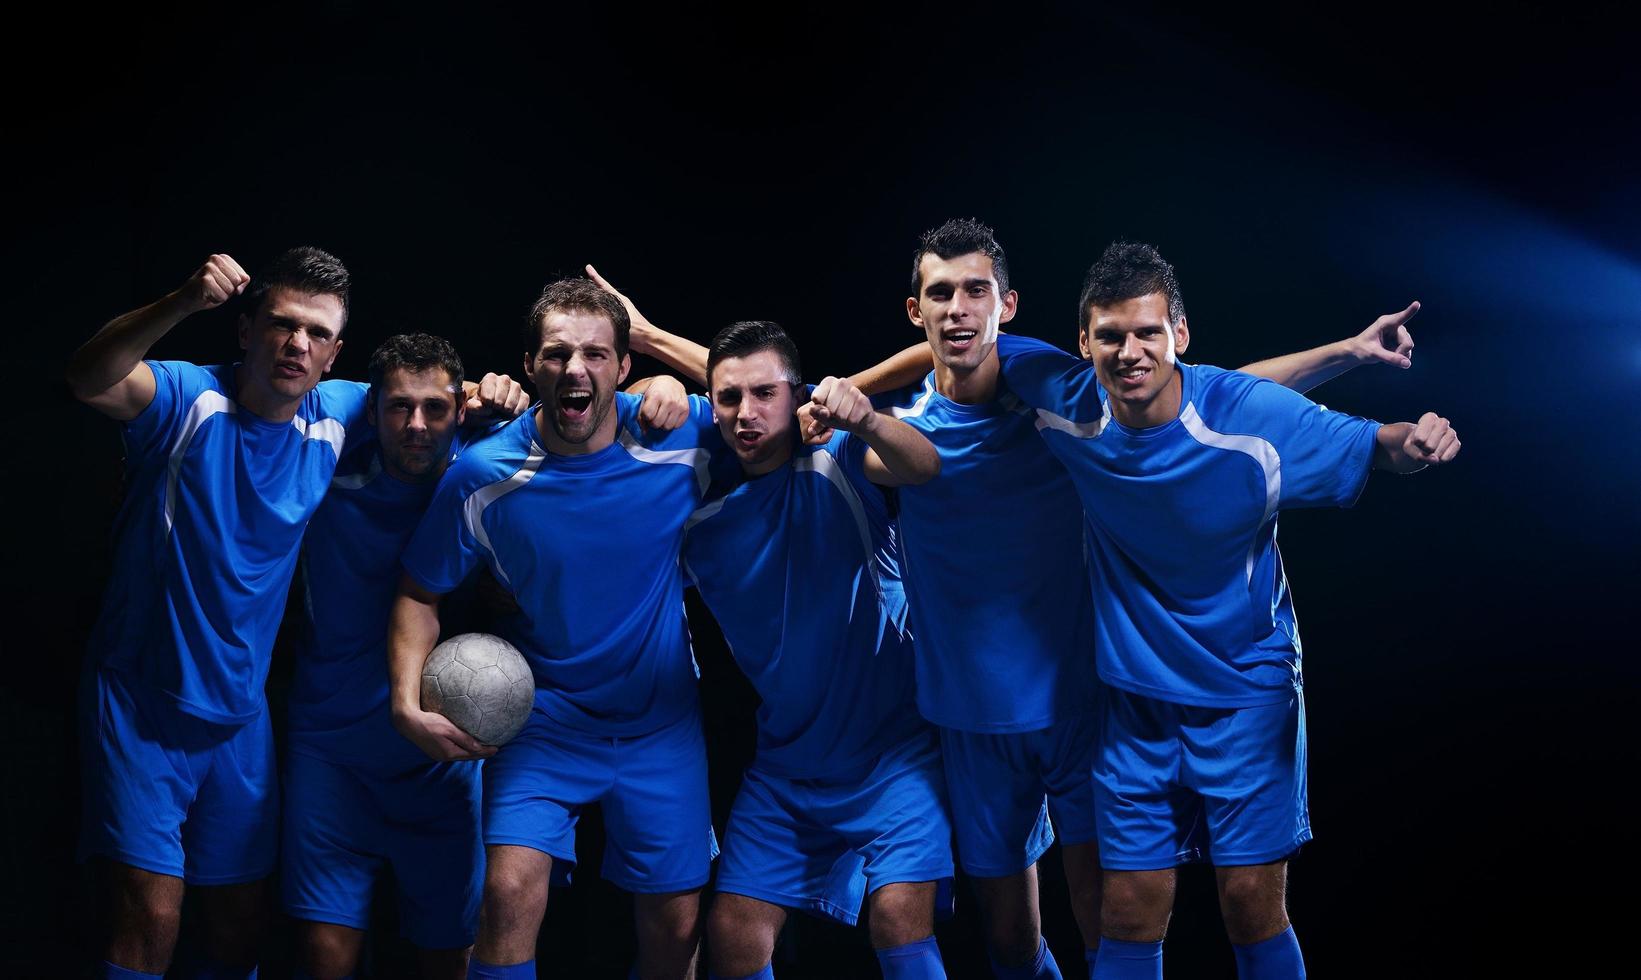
[174,253,251,315]
[1348,301,1418,370]
[1403,412,1460,467]
[638,375,690,432]
[393,704,498,762]
[464,373,529,423]
[795,401,832,446]
[586,264,656,356]
[808,376,877,435]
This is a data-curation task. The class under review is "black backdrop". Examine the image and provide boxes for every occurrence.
[6,3,1637,976]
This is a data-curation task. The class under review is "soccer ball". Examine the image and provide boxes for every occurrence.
[421,633,534,746]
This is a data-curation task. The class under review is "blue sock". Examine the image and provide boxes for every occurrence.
[1232,926,1305,979]
[99,964,164,980]
[876,935,946,979]
[1085,947,1098,980]
[708,965,775,980]
[191,964,257,980]
[991,937,1063,979]
[468,959,536,980]
[1091,937,1162,979]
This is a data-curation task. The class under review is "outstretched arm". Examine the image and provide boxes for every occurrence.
[1240,301,1419,393]
[622,374,692,432]
[389,575,496,762]
[586,264,709,386]
[846,342,935,396]
[68,254,251,419]
[1372,411,1460,473]
[810,376,940,487]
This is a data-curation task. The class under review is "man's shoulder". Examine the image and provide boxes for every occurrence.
[873,372,938,417]
[438,413,540,495]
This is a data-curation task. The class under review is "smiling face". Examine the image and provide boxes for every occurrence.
[372,365,463,482]
[525,309,631,453]
[709,349,801,476]
[906,251,1018,374]
[1080,291,1190,427]
[237,286,345,412]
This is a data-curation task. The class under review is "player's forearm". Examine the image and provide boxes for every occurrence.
[1372,422,1423,473]
[631,319,709,387]
[1238,340,1356,394]
[860,413,941,485]
[848,343,934,396]
[388,583,443,717]
[66,292,191,401]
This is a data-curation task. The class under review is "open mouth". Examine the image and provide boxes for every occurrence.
[943,329,978,350]
[557,390,592,420]
[1113,366,1151,387]
[275,361,305,379]
[735,429,763,448]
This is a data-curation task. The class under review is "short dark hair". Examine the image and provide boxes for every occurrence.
[367,332,465,393]
[909,218,1010,297]
[523,278,630,359]
[1078,242,1186,333]
[706,320,803,388]
[244,246,351,325]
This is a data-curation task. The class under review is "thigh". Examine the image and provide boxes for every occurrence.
[1094,686,1203,872]
[481,709,604,866]
[600,709,718,895]
[383,760,486,950]
[1186,692,1310,867]
[184,699,280,885]
[848,733,955,911]
[80,668,204,879]
[1039,708,1101,848]
[939,726,1055,878]
[280,751,382,931]
[717,768,866,926]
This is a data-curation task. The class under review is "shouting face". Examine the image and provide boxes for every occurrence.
[709,348,801,476]
[525,309,631,453]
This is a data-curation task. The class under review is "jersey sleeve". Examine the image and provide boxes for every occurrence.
[1232,375,1383,510]
[829,429,877,498]
[317,379,372,450]
[399,462,487,595]
[995,334,1105,421]
[121,360,213,460]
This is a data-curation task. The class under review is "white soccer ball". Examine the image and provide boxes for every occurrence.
[420,632,535,746]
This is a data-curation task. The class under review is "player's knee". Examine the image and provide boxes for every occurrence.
[641,900,700,950]
[1217,876,1286,943]
[707,903,774,972]
[483,864,548,922]
[867,885,934,949]
[1099,876,1171,942]
[299,925,362,977]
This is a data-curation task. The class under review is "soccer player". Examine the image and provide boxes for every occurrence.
[68,249,365,980]
[282,333,528,980]
[991,242,1459,979]
[387,278,715,980]
[680,321,952,980]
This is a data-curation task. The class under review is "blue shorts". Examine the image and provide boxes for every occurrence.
[484,703,718,894]
[716,730,956,926]
[281,749,484,949]
[78,667,277,884]
[1095,685,1308,871]
[940,710,1099,877]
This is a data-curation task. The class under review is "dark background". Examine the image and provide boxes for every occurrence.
[6,2,1636,976]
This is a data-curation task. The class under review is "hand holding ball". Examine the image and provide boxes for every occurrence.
[420,633,534,746]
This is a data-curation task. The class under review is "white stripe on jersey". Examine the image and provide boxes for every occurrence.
[164,390,235,534]
[619,427,712,494]
[463,440,548,587]
[890,377,936,420]
[1178,401,1282,582]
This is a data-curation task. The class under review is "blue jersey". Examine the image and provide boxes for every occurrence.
[877,374,1097,733]
[400,393,722,737]
[90,360,369,724]
[682,429,922,779]
[995,334,1383,707]
[286,431,467,770]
